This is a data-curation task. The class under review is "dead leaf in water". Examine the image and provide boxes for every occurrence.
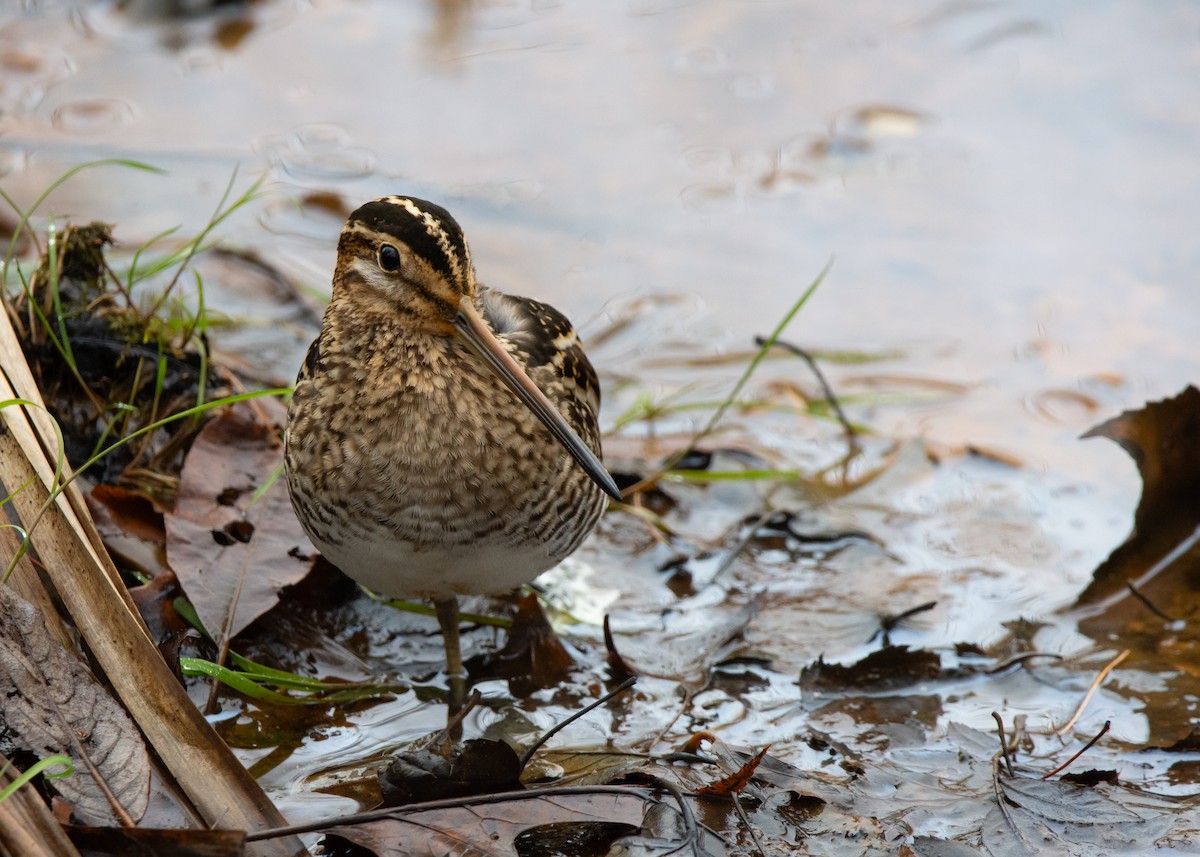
[465,592,574,693]
[323,787,722,857]
[800,645,943,692]
[165,400,314,647]
[378,738,523,807]
[1074,385,1200,608]
[982,776,1177,857]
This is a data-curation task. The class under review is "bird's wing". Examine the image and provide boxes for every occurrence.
[477,284,602,432]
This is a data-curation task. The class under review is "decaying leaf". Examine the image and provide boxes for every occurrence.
[800,645,943,692]
[605,590,760,687]
[982,775,1183,857]
[324,787,723,857]
[0,585,149,825]
[165,400,314,646]
[466,592,574,693]
[1074,385,1200,606]
[697,744,771,796]
[378,739,522,807]
[86,484,169,579]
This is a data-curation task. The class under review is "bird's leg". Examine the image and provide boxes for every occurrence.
[433,595,467,720]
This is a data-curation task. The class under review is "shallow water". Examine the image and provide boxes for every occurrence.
[3,0,1200,844]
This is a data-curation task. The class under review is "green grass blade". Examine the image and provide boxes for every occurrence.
[179,657,305,705]
[0,754,72,803]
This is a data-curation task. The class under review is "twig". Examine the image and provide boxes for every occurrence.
[1071,524,1200,620]
[1042,720,1111,779]
[984,651,1063,674]
[519,677,637,770]
[647,775,702,856]
[992,712,1015,777]
[710,507,776,582]
[1055,649,1129,738]
[47,695,134,828]
[437,690,481,746]
[729,791,766,856]
[753,334,859,463]
[1125,582,1179,622]
[873,600,937,645]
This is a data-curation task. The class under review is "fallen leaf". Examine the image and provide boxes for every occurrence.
[800,645,943,692]
[605,590,761,687]
[1075,386,1200,606]
[0,585,149,825]
[86,484,168,579]
[999,776,1140,825]
[911,836,986,856]
[323,787,720,857]
[982,776,1180,857]
[697,744,770,796]
[165,400,314,647]
[378,739,523,807]
[465,592,574,693]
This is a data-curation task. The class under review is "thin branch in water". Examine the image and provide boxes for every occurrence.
[992,711,1015,777]
[984,651,1063,674]
[1042,720,1111,780]
[1055,649,1129,738]
[754,334,859,466]
[1125,581,1179,623]
[519,677,637,771]
[647,774,703,856]
[729,791,766,856]
[872,600,938,645]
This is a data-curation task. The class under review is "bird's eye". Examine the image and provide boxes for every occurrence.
[378,244,401,272]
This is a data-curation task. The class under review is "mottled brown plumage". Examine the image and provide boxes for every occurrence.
[285,196,615,682]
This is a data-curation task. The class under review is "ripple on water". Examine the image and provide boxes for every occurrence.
[256,123,377,180]
[51,98,135,134]
[0,40,73,115]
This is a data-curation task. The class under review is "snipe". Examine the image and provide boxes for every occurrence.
[284,196,619,697]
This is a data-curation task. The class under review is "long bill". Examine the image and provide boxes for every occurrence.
[454,300,622,501]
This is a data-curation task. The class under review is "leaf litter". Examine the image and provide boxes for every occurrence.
[6,203,1200,854]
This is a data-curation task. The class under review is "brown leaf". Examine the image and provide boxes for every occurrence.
[466,592,574,692]
[800,645,943,692]
[165,401,314,645]
[127,572,190,644]
[0,585,149,825]
[697,744,770,796]
[323,789,692,857]
[86,484,169,579]
[1074,385,1200,605]
[378,739,522,807]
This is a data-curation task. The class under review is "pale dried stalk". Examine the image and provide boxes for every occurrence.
[0,311,304,856]
[0,753,82,857]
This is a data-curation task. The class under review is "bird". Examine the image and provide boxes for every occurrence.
[284,195,620,701]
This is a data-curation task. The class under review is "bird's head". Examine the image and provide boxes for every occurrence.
[336,196,476,335]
